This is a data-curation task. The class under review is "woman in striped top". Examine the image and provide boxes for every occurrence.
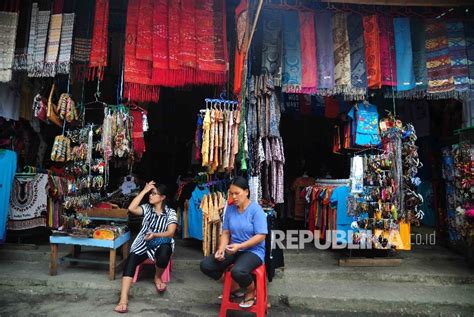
[114,181,178,314]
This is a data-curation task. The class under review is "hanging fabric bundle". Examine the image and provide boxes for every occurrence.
[57,13,75,74]
[315,11,335,93]
[71,0,94,82]
[332,13,351,95]
[425,19,455,98]
[363,15,381,89]
[88,0,109,81]
[123,0,159,102]
[261,9,282,84]
[0,11,19,82]
[394,17,416,95]
[281,10,302,93]
[447,21,470,98]
[410,17,428,96]
[136,0,153,62]
[28,8,50,77]
[347,13,368,100]
[43,13,63,77]
[13,0,31,71]
[379,15,397,87]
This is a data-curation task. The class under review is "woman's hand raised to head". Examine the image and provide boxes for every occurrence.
[143,181,156,194]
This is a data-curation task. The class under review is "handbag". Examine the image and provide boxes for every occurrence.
[47,83,64,127]
[145,236,172,249]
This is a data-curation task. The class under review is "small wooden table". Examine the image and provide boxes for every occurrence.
[49,232,130,280]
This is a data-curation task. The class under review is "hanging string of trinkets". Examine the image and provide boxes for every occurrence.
[195,98,241,174]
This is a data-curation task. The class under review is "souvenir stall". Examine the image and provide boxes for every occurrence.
[441,126,474,259]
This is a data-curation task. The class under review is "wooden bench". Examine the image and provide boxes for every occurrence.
[49,232,130,280]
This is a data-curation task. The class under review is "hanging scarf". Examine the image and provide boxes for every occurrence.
[299,11,317,94]
[72,0,94,81]
[281,10,302,93]
[0,12,18,83]
[465,20,474,92]
[394,17,416,92]
[13,0,31,71]
[363,15,381,89]
[44,14,63,77]
[123,0,159,102]
[89,0,109,80]
[57,13,74,74]
[233,0,249,95]
[425,19,454,98]
[261,9,282,85]
[315,11,334,92]
[26,2,38,72]
[332,13,351,94]
[347,14,367,99]
[136,0,153,62]
[152,0,228,87]
[28,9,50,77]
[379,15,397,86]
[196,0,228,84]
[447,21,469,97]
[410,17,428,97]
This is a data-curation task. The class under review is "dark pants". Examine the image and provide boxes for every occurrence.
[200,251,262,288]
[122,244,172,277]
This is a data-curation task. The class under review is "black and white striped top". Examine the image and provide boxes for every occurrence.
[129,204,178,260]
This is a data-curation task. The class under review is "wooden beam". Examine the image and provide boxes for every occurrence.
[322,0,472,7]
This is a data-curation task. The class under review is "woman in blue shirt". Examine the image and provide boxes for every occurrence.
[200,177,268,308]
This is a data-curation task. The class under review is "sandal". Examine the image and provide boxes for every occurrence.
[114,302,128,314]
[217,290,245,300]
[239,296,256,308]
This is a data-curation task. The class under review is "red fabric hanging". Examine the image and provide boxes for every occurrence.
[136,0,153,61]
[89,0,109,81]
[379,15,397,86]
[363,15,382,89]
[299,11,318,94]
[123,0,159,102]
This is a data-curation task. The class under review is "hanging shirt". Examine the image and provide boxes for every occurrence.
[201,110,211,166]
[188,185,210,240]
[129,204,178,260]
[348,102,380,146]
[223,201,268,262]
[0,150,16,242]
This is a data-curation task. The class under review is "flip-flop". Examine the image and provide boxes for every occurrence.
[114,303,128,314]
[217,290,245,300]
[239,296,256,308]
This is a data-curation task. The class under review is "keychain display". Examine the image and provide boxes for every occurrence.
[51,135,72,162]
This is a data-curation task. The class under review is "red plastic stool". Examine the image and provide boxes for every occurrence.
[219,264,267,317]
[132,258,172,283]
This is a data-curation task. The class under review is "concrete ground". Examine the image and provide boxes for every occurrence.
[0,236,473,317]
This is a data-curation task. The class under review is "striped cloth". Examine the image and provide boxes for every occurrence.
[44,14,63,77]
[57,13,75,74]
[447,21,469,97]
[0,12,18,83]
[26,3,38,71]
[28,10,51,77]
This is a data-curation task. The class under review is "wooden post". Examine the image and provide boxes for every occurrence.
[50,244,58,276]
[109,248,116,280]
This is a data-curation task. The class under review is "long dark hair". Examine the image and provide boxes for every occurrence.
[230,176,250,198]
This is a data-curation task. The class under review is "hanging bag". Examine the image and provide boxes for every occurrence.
[47,84,64,127]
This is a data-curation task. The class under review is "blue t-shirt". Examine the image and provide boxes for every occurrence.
[187,186,209,240]
[348,103,380,146]
[223,202,268,262]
